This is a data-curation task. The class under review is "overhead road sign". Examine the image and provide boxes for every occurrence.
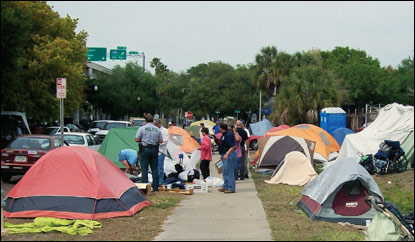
[86,47,107,61]
[110,49,126,60]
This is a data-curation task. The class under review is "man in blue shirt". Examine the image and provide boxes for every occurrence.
[217,122,237,193]
[212,120,220,135]
[118,149,140,175]
[135,114,163,192]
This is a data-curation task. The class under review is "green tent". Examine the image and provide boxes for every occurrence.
[400,131,414,169]
[98,127,139,169]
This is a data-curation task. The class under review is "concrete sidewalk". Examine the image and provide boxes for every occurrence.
[154,153,273,241]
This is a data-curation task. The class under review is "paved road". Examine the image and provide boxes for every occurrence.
[154,153,273,241]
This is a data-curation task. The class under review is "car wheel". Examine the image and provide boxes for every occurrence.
[250,139,258,151]
[1,174,12,183]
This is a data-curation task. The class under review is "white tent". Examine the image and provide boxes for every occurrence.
[265,151,317,186]
[336,103,414,162]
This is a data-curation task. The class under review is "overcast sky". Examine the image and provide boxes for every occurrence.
[48,1,414,73]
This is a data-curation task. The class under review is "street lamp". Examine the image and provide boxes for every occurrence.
[94,85,98,120]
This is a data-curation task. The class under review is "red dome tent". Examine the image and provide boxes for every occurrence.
[4,146,151,220]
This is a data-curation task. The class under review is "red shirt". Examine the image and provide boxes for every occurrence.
[200,135,212,161]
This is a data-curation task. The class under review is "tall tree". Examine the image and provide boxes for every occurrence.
[273,64,342,125]
[320,46,400,105]
[392,55,414,105]
[1,1,88,121]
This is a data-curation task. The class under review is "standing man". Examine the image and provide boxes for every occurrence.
[235,120,248,180]
[241,120,250,179]
[154,118,169,186]
[135,115,163,192]
[212,120,220,135]
[199,123,205,144]
[217,122,237,193]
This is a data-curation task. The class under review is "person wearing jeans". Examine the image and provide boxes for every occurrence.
[217,122,236,193]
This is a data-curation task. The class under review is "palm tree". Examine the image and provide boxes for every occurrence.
[254,46,293,98]
[273,65,342,125]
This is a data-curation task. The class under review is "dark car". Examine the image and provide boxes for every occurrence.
[1,134,65,182]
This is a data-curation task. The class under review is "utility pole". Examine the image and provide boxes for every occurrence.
[259,90,262,122]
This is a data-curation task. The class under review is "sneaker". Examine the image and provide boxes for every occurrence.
[218,188,225,192]
[244,175,249,179]
[224,190,235,193]
[239,177,245,180]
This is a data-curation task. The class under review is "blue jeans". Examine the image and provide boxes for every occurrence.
[222,151,236,192]
[235,157,240,179]
[158,153,166,185]
[140,146,159,191]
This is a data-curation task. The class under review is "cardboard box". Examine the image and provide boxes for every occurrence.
[185,184,208,193]
[214,159,223,174]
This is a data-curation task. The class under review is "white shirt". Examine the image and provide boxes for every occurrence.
[159,125,169,155]
[244,127,250,150]
[199,127,204,141]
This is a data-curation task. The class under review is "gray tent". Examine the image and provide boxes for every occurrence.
[298,157,383,225]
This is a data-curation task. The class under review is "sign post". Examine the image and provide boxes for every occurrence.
[235,110,240,120]
[56,78,66,146]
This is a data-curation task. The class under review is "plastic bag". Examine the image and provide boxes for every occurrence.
[204,176,224,187]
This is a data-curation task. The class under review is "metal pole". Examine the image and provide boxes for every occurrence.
[259,90,262,122]
[365,104,368,126]
[60,98,64,146]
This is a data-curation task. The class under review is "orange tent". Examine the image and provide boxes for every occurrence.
[168,126,200,153]
[267,124,340,162]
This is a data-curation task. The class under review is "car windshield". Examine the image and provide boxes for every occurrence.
[63,134,85,145]
[91,121,107,129]
[41,127,58,135]
[10,137,50,150]
[103,123,127,130]
[132,120,145,126]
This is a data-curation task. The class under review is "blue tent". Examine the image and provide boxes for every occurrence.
[331,127,354,146]
[249,119,273,136]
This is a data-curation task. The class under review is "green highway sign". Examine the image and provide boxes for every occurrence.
[110,49,127,60]
[86,47,107,61]
[235,110,240,113]
[117,46,127,50]
[128,51,139,55]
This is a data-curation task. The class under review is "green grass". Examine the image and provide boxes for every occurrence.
[372,170,414,214]
[2,192,185,241]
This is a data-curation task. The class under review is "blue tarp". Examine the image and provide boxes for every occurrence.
[249,119,273,136]
[331,127,354,146]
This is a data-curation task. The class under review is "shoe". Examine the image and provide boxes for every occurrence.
[218,188,225,192]
[239,177,245,180]
[244,175,249,179]
[224,190,235,193]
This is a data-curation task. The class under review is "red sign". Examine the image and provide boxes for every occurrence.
[185,111,193,119]
[56,78,67,98]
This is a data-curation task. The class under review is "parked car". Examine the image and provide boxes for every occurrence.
[95,121,132,144]
[66,123,83,132]
[246,135,263,151]
[54,132,97,147]
[130,117,145,127]
[87,120,111,135]
[1,111,32,149]
[41,126,71,135]
[1,135,66,182]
